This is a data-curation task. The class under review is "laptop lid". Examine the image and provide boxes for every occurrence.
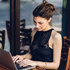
[0,49,17,70]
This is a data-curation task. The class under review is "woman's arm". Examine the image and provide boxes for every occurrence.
[23,51,32,59]
[19,30,62,69]
[12,51,32,63]
[19,33,62,70]
[13,27,37,63]
[20,34,62,69]
[35,33,62,69]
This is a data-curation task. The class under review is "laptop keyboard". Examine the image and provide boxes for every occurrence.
[15,62,36,70]
[15,62,25,70]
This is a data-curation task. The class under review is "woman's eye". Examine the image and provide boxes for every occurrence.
[33,21,36,25]
[33,21,36,23]
[39,22,42,24]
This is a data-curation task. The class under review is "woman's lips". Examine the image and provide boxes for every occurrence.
[37,28,40,30]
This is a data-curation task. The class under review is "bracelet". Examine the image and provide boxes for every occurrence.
[45,62,47,69]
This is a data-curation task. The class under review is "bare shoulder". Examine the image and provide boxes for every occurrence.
[32,27,37,35]
[52,30,62,40]
[31,27,37,42]
[32,27,37,32]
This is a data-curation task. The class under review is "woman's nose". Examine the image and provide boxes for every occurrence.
[35,23,39,28]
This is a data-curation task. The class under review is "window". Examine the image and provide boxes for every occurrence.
[20,0,62,31]
[0,0,10,51]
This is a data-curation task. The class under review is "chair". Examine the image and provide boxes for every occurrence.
[20,28,32,54]
[6,19,32,54]
[63,36,70,70]
[34,36,70,70]
[63,36,70,46]
[0,30,5,49]
[58,36,70,70]
[6,19,25,42]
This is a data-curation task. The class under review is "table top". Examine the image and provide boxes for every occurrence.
[0,64,12,70]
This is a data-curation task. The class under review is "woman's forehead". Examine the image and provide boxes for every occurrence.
[33,16,47,21]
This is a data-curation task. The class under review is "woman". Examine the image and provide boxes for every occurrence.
[13,0,62,70]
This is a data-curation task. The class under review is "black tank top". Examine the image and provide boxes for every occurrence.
[30,29,53,62]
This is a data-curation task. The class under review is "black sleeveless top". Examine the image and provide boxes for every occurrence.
[30,29,54,62]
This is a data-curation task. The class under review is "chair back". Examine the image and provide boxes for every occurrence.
[6,20,10,42]
[63,36,70,46]
[60,36,70,70]
[0,30,5,49]
[20,19,25,29]
[6,19,32,54]
[20,28,32,54]
[6,19,25,42]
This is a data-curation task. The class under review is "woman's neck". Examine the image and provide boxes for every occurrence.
[42,25,52,32]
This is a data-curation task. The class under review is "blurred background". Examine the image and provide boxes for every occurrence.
[0,0,62,51]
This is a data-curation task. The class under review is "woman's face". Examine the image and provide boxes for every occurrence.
[33,16,51,31]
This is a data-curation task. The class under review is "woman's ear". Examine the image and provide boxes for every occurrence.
[48,17,52,23]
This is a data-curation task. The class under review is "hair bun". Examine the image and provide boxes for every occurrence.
[45,3,56,13]
[43,0,48,3]
[42,0,56,12]
[49,3,56,11]
[33,0,56,19]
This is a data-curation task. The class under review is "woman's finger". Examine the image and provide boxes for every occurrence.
[12,55,19,62]
[19,61,26,67]
[16,59,22,63]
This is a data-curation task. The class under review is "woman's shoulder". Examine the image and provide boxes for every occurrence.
[51,29,62,49]
[32,27,37,35]
[31,27,37,42]
[32,27,37,32]
[52,30,62,40]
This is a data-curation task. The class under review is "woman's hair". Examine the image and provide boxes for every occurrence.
[33,0,56,20]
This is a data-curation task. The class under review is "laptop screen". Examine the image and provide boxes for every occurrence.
[0,49,36,70]
[0,49,17,70]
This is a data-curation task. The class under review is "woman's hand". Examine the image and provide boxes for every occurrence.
[12,55,25,63]
[19,59,37,67]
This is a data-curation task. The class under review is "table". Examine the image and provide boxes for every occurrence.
[0,64,46,70]
[0,64,11,70]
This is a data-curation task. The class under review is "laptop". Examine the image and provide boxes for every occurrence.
[0,49,36,70]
